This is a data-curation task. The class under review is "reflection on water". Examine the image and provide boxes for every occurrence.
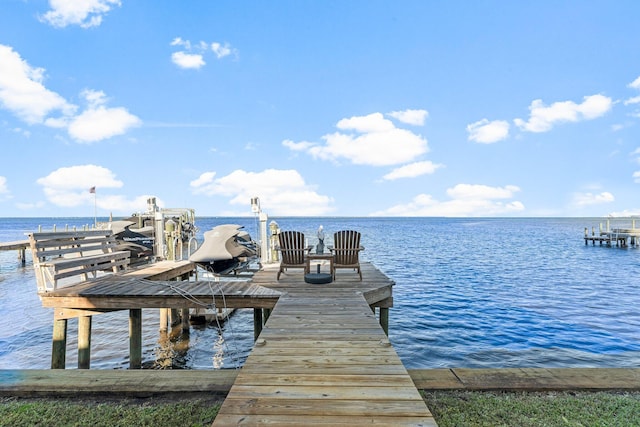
[212,334,225,369]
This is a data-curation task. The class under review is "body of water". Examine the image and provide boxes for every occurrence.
[1,216,639,370]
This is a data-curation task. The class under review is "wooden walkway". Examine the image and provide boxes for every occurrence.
[213,262,436,426]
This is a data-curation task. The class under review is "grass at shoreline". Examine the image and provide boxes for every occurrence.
[0,394,223,427]
[2,390,640,426]
[424,390,640,427]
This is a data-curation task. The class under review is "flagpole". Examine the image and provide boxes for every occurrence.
[94,190,97,227]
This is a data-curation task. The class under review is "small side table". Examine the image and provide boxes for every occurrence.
[304,253,334,284]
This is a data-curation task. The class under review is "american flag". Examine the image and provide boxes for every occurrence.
[89,186,96,194]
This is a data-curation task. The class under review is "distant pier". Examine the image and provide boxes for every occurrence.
[0,239,29,266]
[584,218,640,247]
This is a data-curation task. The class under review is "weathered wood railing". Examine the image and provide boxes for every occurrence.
[29,230,130,293]
[28,230,133,369]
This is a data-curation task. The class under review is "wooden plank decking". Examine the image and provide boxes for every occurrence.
[0,239,29,251]
[213,262,436,426]
[39,260,280,311]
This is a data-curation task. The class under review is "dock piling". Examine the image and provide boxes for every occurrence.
[129,309,142,369]
[51,319,67,369]
[78,316,92,369]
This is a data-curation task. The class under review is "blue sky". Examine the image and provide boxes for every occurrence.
[1,0,640,218]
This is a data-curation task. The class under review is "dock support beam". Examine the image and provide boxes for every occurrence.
[170,309,181,327]
[379,307,389,336]
[78,316,92,369]
[51,319,67,369]
[253,308,263,341]
[129,309,142,369]
[159,308,168,332]
[181,308,190,333]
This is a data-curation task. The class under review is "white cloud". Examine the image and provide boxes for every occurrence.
[37,165,123,191]
[572,191,615,207]
[36,164,123,207]
[93,194,157,213]
[629,76,640,90]
[171,38,237,69]
[0,44,75,124]
[466,119,510,144]
[447,183,520,200]
[67,90,141,142]
[171,51,205,69]
[35,165,150,212]
[16,201,46,211]
[514,94,612,133]
[285,111,428,166]
[337,112,395,133]
[382,161,443,180]
[190,169,334,216]
[170,37,190,49]
[634,171,640,184]
[623,96,640,106]
[607,208,640,217]
[40,0,121,28]
[282,139,315,152]
[0,45,140,142]
[371,184,524,217]
[190,171,216,188]
[388,109,428,126]
[211,42,234,59]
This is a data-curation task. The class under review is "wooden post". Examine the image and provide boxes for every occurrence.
[129,309,142,369]
[263,308,271,323]
[253,308,263,341]
[170,309,181,327]
[159,308,168,332]
[78,316,92,369]
[181,308,190,333]
[51,319,67,369]
[379,307,389,336]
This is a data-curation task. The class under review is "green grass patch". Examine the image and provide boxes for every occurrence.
[423,390,640,427]
[3,391,640,426]
[0,395,221,427]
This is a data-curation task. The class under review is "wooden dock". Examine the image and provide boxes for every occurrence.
[213,262,436,426]
[39,260,282,369]
[584,219,640,247]
[0,239,29,266]
[584,231,640,247]
[36,260,435,424]
[14,256,640,424]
